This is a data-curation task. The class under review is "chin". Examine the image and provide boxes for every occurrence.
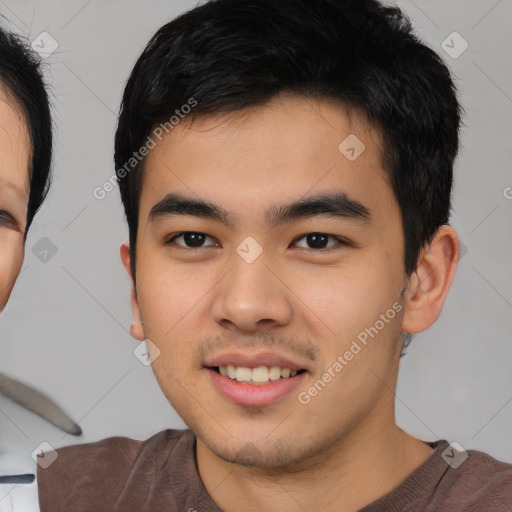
[198,424,327,469]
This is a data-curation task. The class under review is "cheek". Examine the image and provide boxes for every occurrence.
[142,276,206,321]
[291,262,404,394]
[135,253,211,348]
[0,232,25,310]
[293,263,397,330]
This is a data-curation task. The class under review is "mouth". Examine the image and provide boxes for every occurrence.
[205,362,309,407]
[209,365,308,385]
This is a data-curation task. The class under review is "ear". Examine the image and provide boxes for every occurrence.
[120,242,144,341]
[402,225,460,334]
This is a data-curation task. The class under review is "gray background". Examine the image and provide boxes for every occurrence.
[0,0,510,467]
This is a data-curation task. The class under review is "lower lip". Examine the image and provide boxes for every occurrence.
[206,368,307,407]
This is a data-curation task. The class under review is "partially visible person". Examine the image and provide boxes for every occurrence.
[0,23,52,512]
[0,26,52,306]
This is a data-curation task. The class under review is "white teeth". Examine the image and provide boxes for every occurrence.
[216,365,302,384]
[252,366,270,383]
[280,368,291,378]
[235,366,252,382]
[269,366,281,381]
[226,365,236,379]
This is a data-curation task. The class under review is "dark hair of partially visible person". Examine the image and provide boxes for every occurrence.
[0,24,53,236]
[114,0,462,283]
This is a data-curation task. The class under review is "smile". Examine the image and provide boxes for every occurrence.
[212,365,306,385]
[206,366,308,407]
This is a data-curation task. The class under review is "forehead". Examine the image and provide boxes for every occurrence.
[140,94,393,221]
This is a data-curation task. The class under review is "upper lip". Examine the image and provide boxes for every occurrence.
[204,352,310,372]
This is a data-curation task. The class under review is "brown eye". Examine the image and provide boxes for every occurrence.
[292,233,345,250]
[167,232,218,248]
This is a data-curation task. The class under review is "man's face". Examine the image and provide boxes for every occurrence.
[131,93,409,467]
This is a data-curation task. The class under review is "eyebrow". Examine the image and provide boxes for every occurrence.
[148,192,372,228]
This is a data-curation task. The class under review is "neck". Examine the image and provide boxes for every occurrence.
[196,413,434,512]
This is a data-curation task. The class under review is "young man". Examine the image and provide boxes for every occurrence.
[38,0,512,510]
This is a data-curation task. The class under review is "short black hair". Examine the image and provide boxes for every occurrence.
[0,25,52,235]
[115,0,461,282]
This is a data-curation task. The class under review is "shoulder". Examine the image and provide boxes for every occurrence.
[37,429,194,512]
[50,428,188,463]
[433,443,512,511]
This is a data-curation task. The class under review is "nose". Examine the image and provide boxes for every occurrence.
[211,252,293,334]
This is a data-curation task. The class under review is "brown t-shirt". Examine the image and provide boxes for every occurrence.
[37,429,512,512]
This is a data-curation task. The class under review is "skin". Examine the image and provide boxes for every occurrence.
[121,93,459,512]
[0,85,30,311]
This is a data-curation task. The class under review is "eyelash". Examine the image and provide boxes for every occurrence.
[0,209,19,230]
[165,232,348,251]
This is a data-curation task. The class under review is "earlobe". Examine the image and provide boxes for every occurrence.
[129,289,145,341]
[120,242,145,341]
[402,225,460,334]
